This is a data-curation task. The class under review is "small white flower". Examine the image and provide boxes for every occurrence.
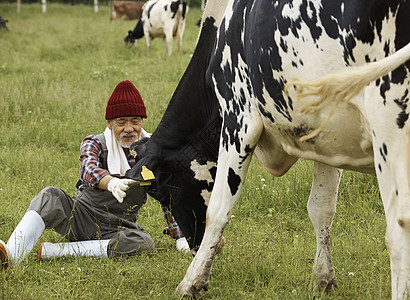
[77,267,82,272]
[348,272,354,276]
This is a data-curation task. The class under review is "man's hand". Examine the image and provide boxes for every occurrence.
[107,178,138,203]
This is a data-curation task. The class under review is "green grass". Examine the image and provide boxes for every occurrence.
[0,3,390,299]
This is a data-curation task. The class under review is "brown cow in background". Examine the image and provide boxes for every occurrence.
[110,1,145,21]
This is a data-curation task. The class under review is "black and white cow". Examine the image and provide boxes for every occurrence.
[126,0,410,298]
[124,0,188,55]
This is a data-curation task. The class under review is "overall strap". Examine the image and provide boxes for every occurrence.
[95,133,108,171]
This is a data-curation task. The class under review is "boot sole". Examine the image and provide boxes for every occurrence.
[38,242,44,261]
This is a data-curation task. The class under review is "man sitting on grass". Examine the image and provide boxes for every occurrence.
[0,80,189,270]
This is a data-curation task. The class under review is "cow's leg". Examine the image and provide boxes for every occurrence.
[143,28,151,54]
[145,37,151,53]
[365,82,410,300]
[176,28,183,54]
[176,34,181,54]
[373,125,410,300]
[380,138,410,300]
[176,108,264,298]
[165,32,173,56]
[308,162,342,294]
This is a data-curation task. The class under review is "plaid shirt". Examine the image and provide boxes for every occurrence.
[77,134,136,190]
[77,134,185,241]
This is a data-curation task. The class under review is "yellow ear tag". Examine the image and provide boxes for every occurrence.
[141,166,155,181]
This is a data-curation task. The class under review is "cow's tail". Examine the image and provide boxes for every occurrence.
[286,42,410,141]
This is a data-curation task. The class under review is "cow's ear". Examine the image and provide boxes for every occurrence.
[125,162,155,183]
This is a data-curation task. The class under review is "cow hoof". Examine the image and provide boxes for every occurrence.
[176,281,203,299]
[310,277,338,295]
[324,277,338,293]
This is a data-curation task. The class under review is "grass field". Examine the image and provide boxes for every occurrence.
[0,3,391,299]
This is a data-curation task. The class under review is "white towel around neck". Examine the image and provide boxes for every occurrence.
[104,127,151,176]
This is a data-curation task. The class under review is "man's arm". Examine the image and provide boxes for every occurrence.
[79,135,110,188]
[97,174,113,190]
[79,135,137,202]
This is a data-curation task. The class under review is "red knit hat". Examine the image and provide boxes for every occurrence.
[105,80,147,120]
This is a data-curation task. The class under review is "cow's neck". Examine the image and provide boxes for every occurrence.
[202,0,229,28]
[153,17,220,150]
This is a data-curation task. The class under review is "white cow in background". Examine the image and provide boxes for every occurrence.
[124,0,188,56]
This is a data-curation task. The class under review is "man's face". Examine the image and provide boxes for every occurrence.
[108,116,144,148]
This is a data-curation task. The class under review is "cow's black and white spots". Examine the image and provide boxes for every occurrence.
[394,89,409,128]
[126,0,410,298]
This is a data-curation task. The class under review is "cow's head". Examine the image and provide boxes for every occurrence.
[125,17,220,251]
[124,30,136,45]
[124,19,144,45]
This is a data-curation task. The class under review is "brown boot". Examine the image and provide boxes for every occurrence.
[0,240,9,270]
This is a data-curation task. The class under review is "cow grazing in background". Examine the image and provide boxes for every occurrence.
[126,0,410,298]
[110,1,145,21]
[124,23,138,45]
[0,16,9,32]
[124,17,143,45]
[124,0,188,55]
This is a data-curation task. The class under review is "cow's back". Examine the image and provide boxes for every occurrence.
[142,0,188,38]
[141,0,167,37]
[208,0,408,175]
